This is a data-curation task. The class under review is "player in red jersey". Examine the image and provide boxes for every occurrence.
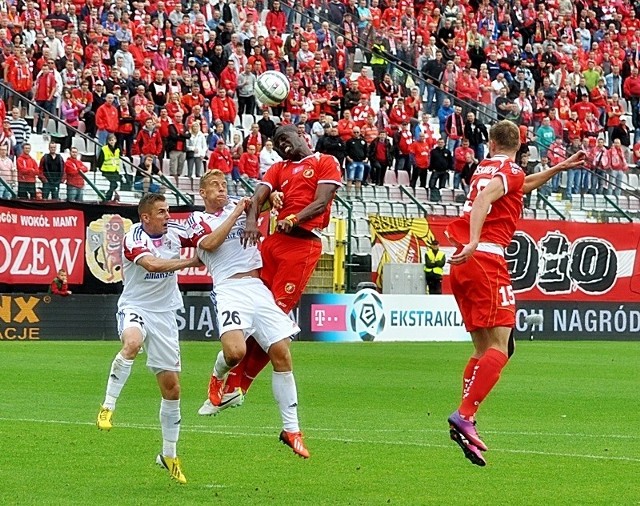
[445,120,585,467]
[197,125,342,423]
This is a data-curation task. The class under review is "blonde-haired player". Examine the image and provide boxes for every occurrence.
[187,170,309,458]
[445,120,585,466]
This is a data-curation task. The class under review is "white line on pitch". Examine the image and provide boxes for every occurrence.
[0,417,638,463]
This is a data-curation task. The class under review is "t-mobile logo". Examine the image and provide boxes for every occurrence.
[311,304,347,332]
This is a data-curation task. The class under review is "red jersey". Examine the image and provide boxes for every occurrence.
[260,153,342,232]
[446,155,525,248]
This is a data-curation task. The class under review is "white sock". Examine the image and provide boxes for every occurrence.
[160,398,181,458]
[272,371,300,433]
[103,353,134,410]
[213,350,232,380]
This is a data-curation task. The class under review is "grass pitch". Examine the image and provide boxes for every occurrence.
[0,341,638,505]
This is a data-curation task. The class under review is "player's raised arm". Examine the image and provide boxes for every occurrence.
[523,150,586,194]
[276,182,338,233]
[242,184,272,247]
[449,177,506,265]
[198,197,250,252]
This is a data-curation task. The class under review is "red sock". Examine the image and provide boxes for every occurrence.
[462,357,479,400]
[239,347,271,393]
[459,348,508,420]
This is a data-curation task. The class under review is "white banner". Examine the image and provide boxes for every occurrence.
[299,289,470,342]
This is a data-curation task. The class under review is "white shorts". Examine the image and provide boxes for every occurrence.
[211,277,300,352]
[116,307,181,373]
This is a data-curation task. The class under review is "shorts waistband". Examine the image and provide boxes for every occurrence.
[278,227,322,241]
[476,242,504,257]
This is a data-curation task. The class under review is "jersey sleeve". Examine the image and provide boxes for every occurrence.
[168,221,196,248]
[317,154,343,186]
[185,211,213,248]
[123,233,152,263]
[495,161,525,195]
[260,161,282,191]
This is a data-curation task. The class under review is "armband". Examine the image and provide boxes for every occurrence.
[284,214,298,226]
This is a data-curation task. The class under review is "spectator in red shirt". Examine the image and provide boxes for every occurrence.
[410,131,432,188]
[623,67,640,129]
[208,138,233,176]
[64,147,88,202]
[211,87,237,142]
[16,143,41,199]
[166,111,191,186]
[239,144,260,179]
[132,117,163,161]
[49,269,72,296]
[265,0,286,34]
[32,61,57,134]
[95,92,119,147]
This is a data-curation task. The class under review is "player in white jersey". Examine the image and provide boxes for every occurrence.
[96,194,201,484]
[187,170,309,458]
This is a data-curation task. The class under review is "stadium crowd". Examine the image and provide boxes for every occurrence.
[0,0,639,202]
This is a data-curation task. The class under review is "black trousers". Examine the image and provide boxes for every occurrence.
[17,182,36,199]
[426,276,442,295]
[371,160,389,185]
[411,166,428,188]
[238,95,256,116]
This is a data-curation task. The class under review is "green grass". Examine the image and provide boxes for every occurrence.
[0,341,638,505]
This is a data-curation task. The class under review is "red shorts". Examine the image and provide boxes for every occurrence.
[450,251,516,333]
[260,231,323,313]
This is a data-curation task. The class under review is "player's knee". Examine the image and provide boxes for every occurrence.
[224,347,245,368]
[121,333,143,360]
[268,339,292,372]
[158,372,180,400]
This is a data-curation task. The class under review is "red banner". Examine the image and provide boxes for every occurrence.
[427,217,640,302]
[0,206,85,284]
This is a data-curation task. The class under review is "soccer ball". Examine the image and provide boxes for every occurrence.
[254,70,290,107]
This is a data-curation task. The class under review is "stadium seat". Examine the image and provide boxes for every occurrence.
[387,186,402,200]
[528,145,539,162]
[353,217,370,236]
[370,95,381,112]
[383,171,397,185]
[351,201,366,216]
[391,202,406,216]
[397,171,410,186]
[71,136,86,153]
[377,202,393,215]
[628,173,639,189]
[373,185,389,200]
[242,114,255,131]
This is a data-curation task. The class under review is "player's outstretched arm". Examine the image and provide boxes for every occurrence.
[523,150,587,194]
[242,185,272,247]
[450,177,505,265]
[199,198,250,252]
[137,254,202,273]
[276,183,338,233]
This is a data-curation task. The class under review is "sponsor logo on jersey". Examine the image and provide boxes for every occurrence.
[285,282,296,294]
[303,169,314,178]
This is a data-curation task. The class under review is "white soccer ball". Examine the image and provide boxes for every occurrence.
[254,70,290,107]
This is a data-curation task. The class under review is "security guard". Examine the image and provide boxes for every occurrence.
[424,240,446,294]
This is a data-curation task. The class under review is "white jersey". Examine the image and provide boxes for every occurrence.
[118,222,191,312]
[186,198,262,285]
